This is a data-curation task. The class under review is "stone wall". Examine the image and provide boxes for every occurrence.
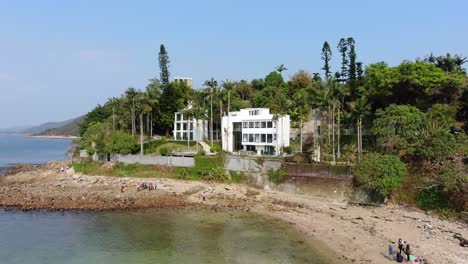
[112,155,195,167]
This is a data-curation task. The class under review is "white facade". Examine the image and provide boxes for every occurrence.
[221,108,290,156]
[173,112,208,141]
[174,77,193,88]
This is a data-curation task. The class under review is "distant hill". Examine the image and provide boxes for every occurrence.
[35,116,84,137]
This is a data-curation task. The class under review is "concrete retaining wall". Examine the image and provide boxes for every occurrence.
[112,155,195,167]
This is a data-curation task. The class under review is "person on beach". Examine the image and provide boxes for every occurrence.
[60,167,64,173]
[394,252,404,263]
[120,185,125,193]
[405,244,411,261]
[388,241,395,259]
[398,238,403,254]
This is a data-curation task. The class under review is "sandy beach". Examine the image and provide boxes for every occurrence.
[1,162,466,264]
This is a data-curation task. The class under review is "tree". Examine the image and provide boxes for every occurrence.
[80,122,112,156]
[104,131,138,155]
[425,53,467,74]
[204,78,218,146]
[353,153,406,198]
[79,104,111,137]
[426,104,456,131]
[159,81,192,135]
[158,44,170,85]
[293,87,311,153]
[372,104,426,157]
[348,96,370,161]
[321,41,332,79]
[135,92,152,155]
[337,38,349,83]
[275,64,288,74]
[347,37,357,98]
[265,71,284,87]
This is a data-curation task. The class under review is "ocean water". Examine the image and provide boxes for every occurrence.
[0,134,72,168]
[0,135,333,263]
[0,209,333,264]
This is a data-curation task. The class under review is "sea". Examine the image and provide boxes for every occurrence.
[0,134,332,264]
[0,134,72,171]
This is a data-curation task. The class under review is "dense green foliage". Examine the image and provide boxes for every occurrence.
[353,153,406,197]
[103,130,138,155]
[76,41,467,212]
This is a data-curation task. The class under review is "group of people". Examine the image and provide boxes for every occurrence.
[388,239,424,263]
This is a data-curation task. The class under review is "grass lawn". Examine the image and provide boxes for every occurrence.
[72,155,240,183]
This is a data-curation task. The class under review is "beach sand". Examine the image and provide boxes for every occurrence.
[1,161,466,264]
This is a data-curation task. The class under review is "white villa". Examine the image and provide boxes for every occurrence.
[221,108,290,156]
[173,109,208,142]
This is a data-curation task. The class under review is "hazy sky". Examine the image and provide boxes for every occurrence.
[0,0,467,128]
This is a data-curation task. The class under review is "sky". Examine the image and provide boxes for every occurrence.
[0,0,467,128]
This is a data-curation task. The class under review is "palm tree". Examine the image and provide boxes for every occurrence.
[204,78,218,147]
[107,97,119,131]
[124,87,138,136]
[275,64,288,74]
[348,96,370,162]
[135,92,152,155]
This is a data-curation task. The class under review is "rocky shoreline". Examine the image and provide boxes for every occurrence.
[1,162,467,264]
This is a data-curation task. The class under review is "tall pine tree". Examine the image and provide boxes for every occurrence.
[158,44,170,85]
[321,41,332,79]
[337,38,349,83]
[347,37,357,98]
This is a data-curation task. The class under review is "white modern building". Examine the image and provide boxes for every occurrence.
[173,107,208,141]
[221,108,290,156]
[174,77,193,88]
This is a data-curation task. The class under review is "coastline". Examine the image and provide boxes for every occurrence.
[1,162,466,264]
[22,135,80,139]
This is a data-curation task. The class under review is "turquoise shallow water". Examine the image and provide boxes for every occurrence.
[0,134,72,168]
[0,209,331,264]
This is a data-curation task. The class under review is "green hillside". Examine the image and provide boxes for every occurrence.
[36,116,84,137]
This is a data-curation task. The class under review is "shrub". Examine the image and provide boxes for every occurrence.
[352,153,406,198]
[198,167,229,182]
[268,168,288,184]
[282,146,293,154]
[197,149,206,156]
[159,147,172,156]
[210,145,222,153]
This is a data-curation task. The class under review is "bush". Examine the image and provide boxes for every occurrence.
[352,153,406,198]
[198,167,229,182]
[210,145,222,153]
[268,167,288,184]
[197,149,206,156]
[282,146,293,154]
[159,147,172,156]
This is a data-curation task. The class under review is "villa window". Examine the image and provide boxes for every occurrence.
[255,134,260,143]
[255,122,260,128]
[189,122,193,130]
[249,122,254,128]
[183,123,187,130]
[261,122,266,128]
[267,121,272,128]
[274,134,277,141]
[176,114,181,121]
[176,123,181,130]
[261,134,266,143]
[243,122,248,128]
[243,134,248,142]
[190,132,193,140]
[249,134,254,142]
[267,134,273,143]
[176,132,181,140]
